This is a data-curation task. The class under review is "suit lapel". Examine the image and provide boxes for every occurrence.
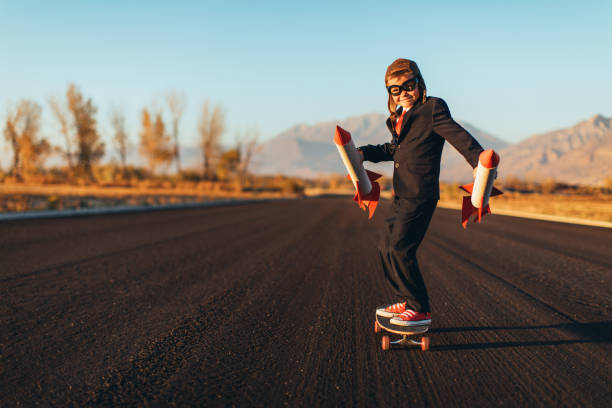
[386,117,394,135]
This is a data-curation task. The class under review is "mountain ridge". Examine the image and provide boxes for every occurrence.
[254,112,611,185]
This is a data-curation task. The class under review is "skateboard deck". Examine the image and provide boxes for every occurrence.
[375,313,430,351]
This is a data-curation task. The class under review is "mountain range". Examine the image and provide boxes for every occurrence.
[253,113,612,186]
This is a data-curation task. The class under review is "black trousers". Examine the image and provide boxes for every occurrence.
[378,197,437,313]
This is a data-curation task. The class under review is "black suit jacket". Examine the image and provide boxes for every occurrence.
[359,97,483,202]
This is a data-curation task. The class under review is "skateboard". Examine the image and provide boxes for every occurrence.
[375,313,430,351]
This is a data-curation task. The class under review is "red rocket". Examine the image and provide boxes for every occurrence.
[334,126,381,219]
[460,149,503,228]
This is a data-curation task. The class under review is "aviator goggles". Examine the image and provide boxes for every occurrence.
[386,78,419,96]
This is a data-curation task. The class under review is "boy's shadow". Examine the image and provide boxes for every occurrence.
[426,321,611,351]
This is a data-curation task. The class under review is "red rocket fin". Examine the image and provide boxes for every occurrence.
[353,185,364,209]
[362,182,380,219]
[353,179,380,219]
[346,169,383,219]
[491,186,503,197]
[460,177,501,227]
[350,170,382,219]
[366,169,382,182]
[475,205,491,224]
[460,183,474,194]
[461,198,492,228]
[461,196,475,228]
[350,175,365,209]
[334,126,352,145]
[367,201,378,219]
[476,205,491,222]
[353,192,368,211]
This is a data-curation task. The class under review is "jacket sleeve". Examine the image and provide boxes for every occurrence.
[357,142,396,163]
[432,98,483,168]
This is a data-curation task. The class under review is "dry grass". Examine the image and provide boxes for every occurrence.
[306,184,612,223]
[439,188,612,223]
[2,182,611,223]
[0,183,298,213]
[0,182,290,198]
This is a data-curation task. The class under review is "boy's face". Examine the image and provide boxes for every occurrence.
[387,74,420,109]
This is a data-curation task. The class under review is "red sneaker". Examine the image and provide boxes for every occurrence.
[376,302,406,318]
[390,309,431,327]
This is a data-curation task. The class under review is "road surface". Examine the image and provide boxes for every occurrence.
[1,197,610,406]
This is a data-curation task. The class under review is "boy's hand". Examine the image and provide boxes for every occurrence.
[358,149,364,163]
[473,167,477,178]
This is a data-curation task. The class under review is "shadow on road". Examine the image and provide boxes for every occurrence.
[431,338,608,351]
[427,321,611,351]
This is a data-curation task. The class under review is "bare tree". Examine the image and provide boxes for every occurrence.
[139,109,154,172]
[19,104,50,177]
[198,101,209,178]
[4,113,21,180]
[110,107,128,169]
[139,108,173,174]
[49,96,75,168]
[3,100,50,180]
[65,84,105,179]
[236,126,260,189]
[166,90,186,173]
[198,100,225,180]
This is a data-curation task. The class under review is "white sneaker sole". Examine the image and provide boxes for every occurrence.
[389,317,432,327]
[376,308,402,318]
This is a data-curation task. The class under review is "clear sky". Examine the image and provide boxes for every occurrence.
[1,0,611,154]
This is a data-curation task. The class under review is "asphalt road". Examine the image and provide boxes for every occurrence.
[1,197,611,407]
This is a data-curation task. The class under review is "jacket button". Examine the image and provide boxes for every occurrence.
[395,163,399,168]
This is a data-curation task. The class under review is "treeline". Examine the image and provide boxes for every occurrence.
[2,84,258,188]
[437,177,612,201]
[500,176,612,194]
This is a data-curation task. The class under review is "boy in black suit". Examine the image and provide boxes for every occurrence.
[359,59,483,327]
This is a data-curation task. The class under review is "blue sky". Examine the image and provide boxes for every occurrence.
[1,0,611,156]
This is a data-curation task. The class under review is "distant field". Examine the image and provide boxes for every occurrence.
[439,191,612,223]
[1,183,611,224]
[305,187,612,224]
[0,183,295,213]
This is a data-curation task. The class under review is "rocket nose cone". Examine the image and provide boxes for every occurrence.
[479,149,500,168]
[334,126,352,145]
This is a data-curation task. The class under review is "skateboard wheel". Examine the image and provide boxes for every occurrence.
[374,321,381,333]
[382,336,390,350]
[421,336,430,351]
